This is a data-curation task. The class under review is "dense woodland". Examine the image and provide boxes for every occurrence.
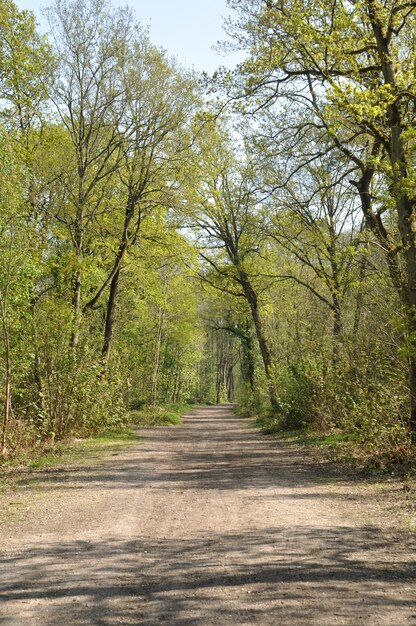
[1,0,416,469]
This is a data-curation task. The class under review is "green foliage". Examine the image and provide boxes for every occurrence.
[0,0,51,135]
[13,429,139,470]
[0,0,206,463]
[1,0,416,478]
[276,363,319,429]
[130,403,195,427]
[256,347,414,472]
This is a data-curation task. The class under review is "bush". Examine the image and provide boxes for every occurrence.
[130,403,194,427]
[255,351,415,473]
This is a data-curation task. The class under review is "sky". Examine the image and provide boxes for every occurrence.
[15,0,243,73]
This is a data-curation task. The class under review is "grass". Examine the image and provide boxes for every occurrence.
[29,429,141,470]
[0,404,196,517]
[130,403,198,427]
[276,428,359,447]
[21,403,197,471]
[1,403,197,476]
[0,428,141,476]
[0,428,141,509]
[0,428,143,526]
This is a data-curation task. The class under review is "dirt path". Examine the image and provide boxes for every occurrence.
[0,405,415,625]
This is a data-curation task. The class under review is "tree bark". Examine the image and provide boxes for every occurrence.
[101,267,121,371]
[71,264,82,349]
[151,307,164,407]
[367,3,416,439]
[239,271,277,409]
[241,329,256,392]
[226,364,234,402]
[331,294,342,366]
[0,301,12,455]
[84,194,137,314]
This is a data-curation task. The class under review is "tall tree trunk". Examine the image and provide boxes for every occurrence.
[71,200,85,350]
[216,333,227,403]
[29,299,48,430]
[367,9,416,439]
[0,300,12,456]
[100,196,140,371]
[331,294,342,367]
[101,267,121,371]
[84,194,137,313]
[327,202,343,367]
[353,252,368,338]
[241,336,255,391]
[71,265,82,349]
[401,221,416,441]
[172,367,181,403]
[33,350,47,429]
[226,364,234,402]
[352,145,405,299]
[391,127,416,441]
[239,271,277,409]
[151,307,164,407]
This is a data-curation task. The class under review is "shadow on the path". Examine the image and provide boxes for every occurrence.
[2,407,416,624]
[13,409,341,496]
[1,525,415,625]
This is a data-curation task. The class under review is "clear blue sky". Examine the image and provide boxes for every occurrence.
[15,0,242,73]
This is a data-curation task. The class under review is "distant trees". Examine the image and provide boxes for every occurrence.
[188,121,279,408]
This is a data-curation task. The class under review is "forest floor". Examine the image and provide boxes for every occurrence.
[0,404,415,625]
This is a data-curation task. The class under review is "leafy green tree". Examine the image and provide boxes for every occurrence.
[0,0,51,144]
[264,159,363,364]
[115,224,203,408]
[82,38,198,368]
[0,131,38,453]
[226,0,416,437]
[189,120,278,408]
[46,0,134,348]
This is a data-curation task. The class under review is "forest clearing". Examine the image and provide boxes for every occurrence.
[1,405,415,625]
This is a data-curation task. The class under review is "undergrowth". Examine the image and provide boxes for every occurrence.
[245,358,416,477]
[256,412,415,477]
[0,428,141,473]
[1,403,196,474]
[130,403,197,427]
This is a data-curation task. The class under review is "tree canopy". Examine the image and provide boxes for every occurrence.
[0,0,415,470]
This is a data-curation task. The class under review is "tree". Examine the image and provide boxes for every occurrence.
[115,225,203,408]
[0,131,38,454]
[226,0,416,437]
[189,120,278,408]
[203,293,257,401]
[82,38,198,367]
[0,0,51,145]
[46,0,134,348]
[264,158,363,364]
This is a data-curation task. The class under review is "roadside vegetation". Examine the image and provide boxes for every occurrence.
[130,403,199,428]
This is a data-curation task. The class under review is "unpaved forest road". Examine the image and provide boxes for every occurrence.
[1,406,415,625]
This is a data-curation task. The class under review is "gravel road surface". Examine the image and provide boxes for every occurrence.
[0,405,415,625]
